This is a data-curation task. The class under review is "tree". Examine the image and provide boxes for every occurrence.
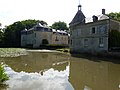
[0,30,4,45]
[51,21,69,30]
[108,12,120,21]
[4,19,47,47]
[0,23,4,46]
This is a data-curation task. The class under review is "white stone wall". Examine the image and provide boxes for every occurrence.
[21,30,69,48]
[70,20,109,53]
[33,31,52,48]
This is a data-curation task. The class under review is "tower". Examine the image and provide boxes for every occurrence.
[69,0,85,25]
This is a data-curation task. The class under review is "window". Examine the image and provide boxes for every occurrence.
[77,29,81,36]
[99,38,104,47]
[99,25,106,34]
[92,27,96,34]
[84,39,88,47]
[36,27,43,30]
[55,36,59,41]
[44,28,48,32]
[90,27,96,34]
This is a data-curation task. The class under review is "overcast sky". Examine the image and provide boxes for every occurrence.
[0,0,120,27]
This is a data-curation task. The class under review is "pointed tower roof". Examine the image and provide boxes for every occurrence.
[70,4,85,25]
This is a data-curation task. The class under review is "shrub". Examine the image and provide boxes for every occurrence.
[0,63,9,83]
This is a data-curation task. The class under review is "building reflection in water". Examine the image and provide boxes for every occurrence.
[69,57,120,90]
[3,52,70,72]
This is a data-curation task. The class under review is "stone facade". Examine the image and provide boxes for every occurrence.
[70,6,120,54]
[21,23,69,48]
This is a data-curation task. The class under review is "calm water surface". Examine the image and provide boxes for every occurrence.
[0,51,120,90]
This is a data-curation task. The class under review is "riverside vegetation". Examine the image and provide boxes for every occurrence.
[0,48,27,83]
[56,48,70,53]
[0,63,9,83]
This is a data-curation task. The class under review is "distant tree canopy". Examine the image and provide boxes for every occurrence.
[0,30,4,45]
[109,30,120,48]
[0,23,4,45]
[108,12,120,21]
[0,20,69,47]
[4,19,47,47]
[51,21,69,30]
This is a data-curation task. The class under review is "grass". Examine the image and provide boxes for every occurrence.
[0,48,27,57]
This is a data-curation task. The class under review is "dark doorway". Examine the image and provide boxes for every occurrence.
[42,39,49,45]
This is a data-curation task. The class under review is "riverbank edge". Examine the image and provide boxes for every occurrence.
[70,51,120,60]
[1,48,120,59]
[0,48,27,58]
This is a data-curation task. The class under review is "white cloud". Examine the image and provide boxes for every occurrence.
[5,66,74,90]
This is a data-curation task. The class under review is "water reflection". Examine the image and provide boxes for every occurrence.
[0,52,120,90]
[5,65,73,90]
[2,52,70,72]
[69,57,120,90]
[1,52,73,90]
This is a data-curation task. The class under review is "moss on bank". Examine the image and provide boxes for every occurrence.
[0,48,27,57]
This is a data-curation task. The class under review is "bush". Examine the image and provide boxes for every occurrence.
[56,48,70,53]
[0,63,9,83]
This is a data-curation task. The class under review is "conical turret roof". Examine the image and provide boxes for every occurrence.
[70,5,85,25]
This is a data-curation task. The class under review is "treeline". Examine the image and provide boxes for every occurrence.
[0,19,69,47]
[0,19,47,47]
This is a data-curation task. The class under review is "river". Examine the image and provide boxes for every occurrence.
[0,51,120,90]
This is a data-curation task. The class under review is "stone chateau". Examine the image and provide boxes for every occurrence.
[69,4,120,54]
[21,23,69,48]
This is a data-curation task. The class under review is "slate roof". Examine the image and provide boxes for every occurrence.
[85,14,110,23]
[70,9,85,25]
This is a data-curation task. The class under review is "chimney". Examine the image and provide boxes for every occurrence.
[102,9,105,15]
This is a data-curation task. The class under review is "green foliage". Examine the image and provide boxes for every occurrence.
[109,30,120,47]
[51,21,69,30]
[0,63,9,83]
[56,48,70,53]
[108,12,120,21]
[4,19,47,47]
[0,23,4,46]
[0,30,4,44]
